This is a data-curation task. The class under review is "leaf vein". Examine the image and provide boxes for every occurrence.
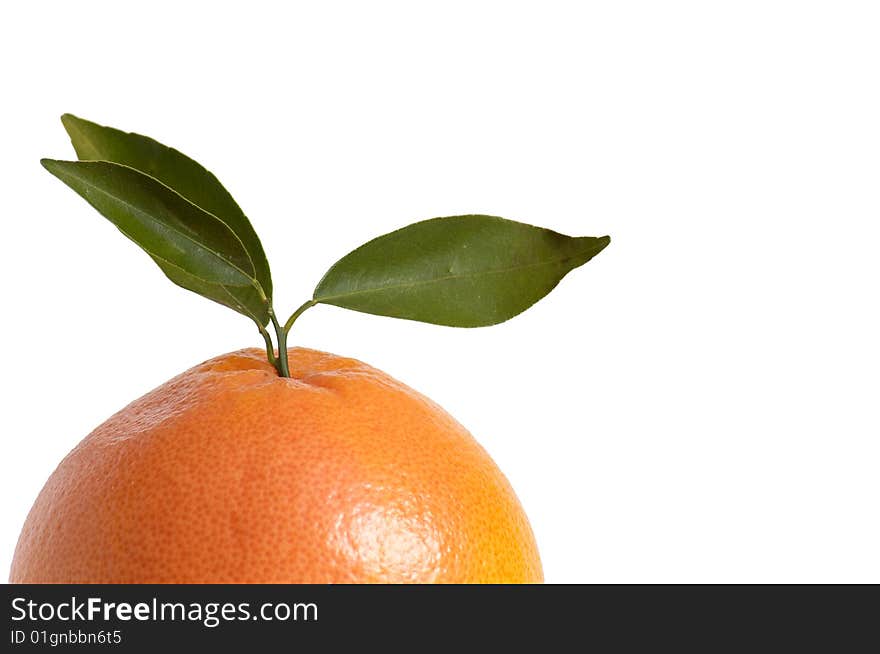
[316,250,597,302]
[54,162,261,289]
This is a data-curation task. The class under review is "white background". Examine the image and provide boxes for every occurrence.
[1,1,878,583]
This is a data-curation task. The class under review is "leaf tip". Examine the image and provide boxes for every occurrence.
[60,113,80,129]
[574,233,611,255]
[61,111,89,123]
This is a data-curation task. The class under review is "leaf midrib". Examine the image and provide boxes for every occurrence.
[316,250,596,302]
[53,161,260,289]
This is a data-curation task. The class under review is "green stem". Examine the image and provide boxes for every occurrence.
[266,300,316,378]
[270,312,290,378]
[284,299,316,334]
[258,324,277,367]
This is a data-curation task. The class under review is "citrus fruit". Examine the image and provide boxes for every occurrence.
[21,114,610,585]
[10,348,542,583]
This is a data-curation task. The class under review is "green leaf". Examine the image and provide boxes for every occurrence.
[42,159,261,291]
[149,257,270,325]
[313,215,610,327]
[60,113,273,308]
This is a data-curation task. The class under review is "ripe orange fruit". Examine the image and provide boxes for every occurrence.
[10,348,542,583]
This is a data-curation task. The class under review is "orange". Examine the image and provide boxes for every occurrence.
[10,348,542,583]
